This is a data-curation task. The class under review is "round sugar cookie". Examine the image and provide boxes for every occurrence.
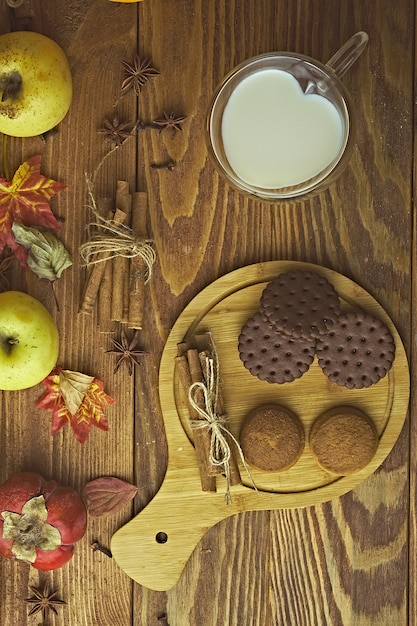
[309,406,378,475]
[240,404,305,472]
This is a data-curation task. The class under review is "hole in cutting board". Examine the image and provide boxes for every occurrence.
[155,532,168,544]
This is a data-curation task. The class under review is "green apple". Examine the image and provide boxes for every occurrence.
[0,291,59,391]
[0,31,72,137]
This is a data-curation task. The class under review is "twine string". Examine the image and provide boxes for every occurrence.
[81,179,156,283]
[188,353,257,504]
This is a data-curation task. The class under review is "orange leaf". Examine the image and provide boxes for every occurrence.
[36,366,114,444]
[84,477,138,517]
[0,155,66,266]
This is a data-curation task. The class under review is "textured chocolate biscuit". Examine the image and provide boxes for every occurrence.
[238,311,316,384]
[309,406,379,475]
[240,404,305,472]
[316,311,395,389]
[260,270,341,339]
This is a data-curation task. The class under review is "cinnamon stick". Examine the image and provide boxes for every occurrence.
[197,349,241,485]
[175,353,216,492]
[195,334,242,486]
[128,191,148,329]
[176,341,189,357]
[111,181,132,322]
[187,348,223,478]
[96,198,115,332]
[79,208,127,315]
[97,259,115,332]
[186,348,205,415]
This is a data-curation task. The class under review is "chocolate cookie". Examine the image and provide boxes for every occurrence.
[240,404,305,472]
[316,311,395,388]
[238,311,316,384]
[260,270,341,339]
[309,406,378,475]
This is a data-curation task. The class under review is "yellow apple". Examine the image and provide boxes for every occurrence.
[0,291,59,391]
[0,31,72,137]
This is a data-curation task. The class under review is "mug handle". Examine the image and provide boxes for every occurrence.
[326,31,369,79]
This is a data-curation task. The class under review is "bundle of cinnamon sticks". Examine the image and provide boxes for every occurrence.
[175,336,241,493]
[79,181,150,331]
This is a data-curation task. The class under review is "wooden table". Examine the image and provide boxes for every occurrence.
[0,1,415,624]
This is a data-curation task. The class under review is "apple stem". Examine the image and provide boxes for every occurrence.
[0,71,22,102]
[1,336,19,356]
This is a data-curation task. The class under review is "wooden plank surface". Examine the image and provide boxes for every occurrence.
[0,1,414,625]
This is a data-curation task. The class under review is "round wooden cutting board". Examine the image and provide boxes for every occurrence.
[111,261,410,591]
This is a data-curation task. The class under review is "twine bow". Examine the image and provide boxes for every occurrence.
[79,211,156,283]
[188,353,257,504]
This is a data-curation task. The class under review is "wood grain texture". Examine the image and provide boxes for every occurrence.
[0,0,414,624]
[410,1,417,622]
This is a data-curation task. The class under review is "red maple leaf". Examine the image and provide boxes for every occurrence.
[36,367,114,444]
[0,155,66,266]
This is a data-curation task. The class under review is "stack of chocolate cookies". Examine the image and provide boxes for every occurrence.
[238,269,395,389]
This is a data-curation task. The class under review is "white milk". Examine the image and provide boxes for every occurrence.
[221,69,344,189]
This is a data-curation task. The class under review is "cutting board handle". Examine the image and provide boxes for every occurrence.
[111,478,246,591]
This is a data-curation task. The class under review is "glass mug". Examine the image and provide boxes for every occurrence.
[205,32,368,201]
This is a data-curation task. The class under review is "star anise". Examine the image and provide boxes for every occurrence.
[152,112,187,133]
[0,254,14,291]
[121,55,160,96]
[98,116,133,148]
[25,582,66,621]
[106,330,147,375]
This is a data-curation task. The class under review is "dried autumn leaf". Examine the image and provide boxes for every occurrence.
[83,477,138,517]
[59,369,95,414]
[11,222,72,281]
[36,366,114,444]
[0,155,66,266]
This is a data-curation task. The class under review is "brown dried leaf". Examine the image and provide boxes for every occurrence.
[59,369,95,415]
[83,477,138,517]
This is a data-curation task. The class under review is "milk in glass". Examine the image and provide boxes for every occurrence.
[221,69,344,189]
